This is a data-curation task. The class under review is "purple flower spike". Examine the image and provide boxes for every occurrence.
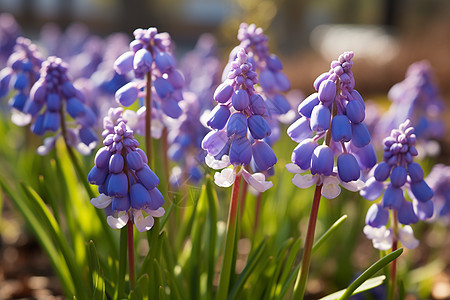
[366,204,389,228]
[382,185,403,210]
[398,201,419,225]
[310,104,331,132]
[311,145,334,176]
[337,153,360,182]
[331,114,352,142]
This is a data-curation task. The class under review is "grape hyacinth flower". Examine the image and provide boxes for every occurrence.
[286,51,375,199]
[0,13,21,65]
[421,164,450,223]
[88,107,165,232]
[1,37,43,125]
[21,56,98,155]
[362,119,434,250]
[202,48,276,193]
[114,27,184,119]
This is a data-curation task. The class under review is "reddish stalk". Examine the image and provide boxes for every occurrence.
[253,192,263,233]
[127,219,136,289]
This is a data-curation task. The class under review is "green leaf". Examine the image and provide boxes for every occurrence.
[205,175,219,300]
[87,241,106,300]
[312,215,348,253]
[319,275,386,300]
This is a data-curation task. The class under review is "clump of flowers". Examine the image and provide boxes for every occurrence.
[23,55,98,154]
[0,13,21,64]
[202,48,276,191]
[362,119,434,250]
[286,51,375,198]
[114,27,185,119]
[1,37,43,123]
[88,107,164,232]
[423,164,450,223]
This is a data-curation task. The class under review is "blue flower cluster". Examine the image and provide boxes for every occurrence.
[288,51,376,185]
[363,119,434,227]
[114,27,185,119]
[202,48,277,172]
[88,108,164,232]
[0,13,21,64]
[426,164,450,221]
[1,37,43,115]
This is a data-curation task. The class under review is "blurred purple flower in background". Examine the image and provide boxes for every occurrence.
[362,119,433,250]
[287,51,375,198]
[425,164,450,223]
[88,107,165,232]
[0,13,21,66]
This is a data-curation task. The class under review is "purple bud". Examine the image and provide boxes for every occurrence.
[248,115,271,140]
[365,204,389,227]
[214,82,233,103]
[351,122,371,148]
[108,173,128,197]
[207,105,231,130]
[352,144,377,170]
[202,130,228,156]
[360,177,384,200]
[271,94,291,114]
[259,70,275,91]
[130,183,151,209]
[114,51,134,75]
[229,137,252,166]
[154,77,174,99]
[133,48,153,74]
[66,97,86,118]
[30,80,47,103]
[318,80,336,104]
[266,54,283,71]
[79,127,97,146]
[161,97,182,119]
[95,147,111,169]
[298,93,319,118]
[155,52,174,73]
[43,112,60,132]
[410,180,433,202]
[287,117,312,143]
[167,69,185,89]
[13,72,29,90]
[61,81,77,98]
[337,153,360,182]
[115,82,138,106]
[390,166,407,188]
[291,138,318,170]
[407,162,424,183]
[136,165,159,190]
[274,72,290,92]
[109,154,124,173]
[398,201,419,225]
[112,196,131,212]
[31,114,45,135]
[374,162,391,182]
[24,99,43,116]
[9,93,28,111]
[136,148,148,164]
[310,104,331,132]
[346,100,365,123]
[330,114,352,142]
[249,94,266,115]
[382,185,403,210]
[88,165,109,185]
[252,140,277,171]
[313,72,329,91]
[311,145,334,176]
[44,92,61,112]
[227,112,248,138]
[412,198,433,220]
[232,89,250,111]
[148,187,165,210]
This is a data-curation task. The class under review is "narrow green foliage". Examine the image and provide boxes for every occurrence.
[87,241,107,300]
[319,275,386,300]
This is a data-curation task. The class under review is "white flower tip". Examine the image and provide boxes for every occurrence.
[241,170,273,193]
[214,168,236,187]
[321,177,341,199]
[399,225,419,249]
[285,163,305,174]
[134,210,155,232]
[107,213,129,229]
[205,154,231,170]
[292,173,317,189]
[90,194,113,209]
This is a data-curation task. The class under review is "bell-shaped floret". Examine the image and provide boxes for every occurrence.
[346,100,365,123]
[202,130,228,157]
[155,52,174,73]
[410,180,433,202]
[365,204,389,228]
[407,162,424,183]
[126,151,144,171]
[352,144,377,170]
[382,185,403,210]
[259,69,275,91]
[337,153,360,182]
[154,77,174,99]
[148,188,165,210]
[136,165,160,190]
[66,97,86,118]
[95,147,111,169]
[227,112,248,138]
[79,127,97,146]
[331,114,352,142]
[10,93,28,111]
[115,82,138,106]
[167,69,185,89]
[130,183,151,209]
[108,172,128,197]
[313,72,329,91]
[318,80,336,104]
[31,114,45,135]
[232,89,250,111]
[298,93,319,118]
[390,166,407,188]
[291,138,318,170]
[109,154,124,174]
[161,97,182,119]
[252,140,277,171]
[374,162,391,182]
[229,137,252,166]
[412,198,433,220]
[398,200,419,225]
[133,48,153,74]
[43,112,60,132]
[112,196,131,212]
[271,94,290,114]
[287,117,312,143]
[88,165,109,185]
[214,82,233,103]
[351,122,371,148]
[274,72,290,92]
[248,115,271,140]
[310,104,331,132]
[249,94,266,115]
[114,51,134,75]
[350,89,365,109]
[311,145,334,176]
[46,93,61,112]
[360,177,385,200]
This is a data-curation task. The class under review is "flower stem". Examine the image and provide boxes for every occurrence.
[388,211,399,300]
[253,192,263,233]
[145,71,152,167]
[293,184,323,300]
[216,171,242,300]
[127,219,136,290]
